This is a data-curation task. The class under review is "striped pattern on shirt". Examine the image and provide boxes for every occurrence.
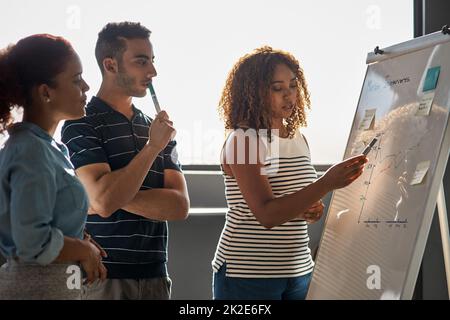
[212,130,317,278]
[61,96,181,279]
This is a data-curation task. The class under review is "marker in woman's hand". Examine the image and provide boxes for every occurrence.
[362,137,378,156]
[148,82,161,113]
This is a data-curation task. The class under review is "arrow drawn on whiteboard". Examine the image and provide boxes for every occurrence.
[337,209,350,219]
[394,171,409,221]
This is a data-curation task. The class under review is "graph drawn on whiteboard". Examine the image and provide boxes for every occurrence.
[307,30,450,300]
[334,100,440,231]
[340,106,436,227]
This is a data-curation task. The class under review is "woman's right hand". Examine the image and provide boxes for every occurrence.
[147,110,176,151]
[321,155,368,191]
[79,239,107,285]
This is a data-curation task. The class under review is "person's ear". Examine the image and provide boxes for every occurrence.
[103,58,118,74]
[37,84,52,104]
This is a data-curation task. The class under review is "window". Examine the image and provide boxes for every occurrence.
[0,0,412,164]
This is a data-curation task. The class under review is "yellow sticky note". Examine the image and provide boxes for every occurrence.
[415,91,435,116]
[410,161,430,185]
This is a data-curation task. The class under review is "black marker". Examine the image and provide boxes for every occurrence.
[362,137,378,156]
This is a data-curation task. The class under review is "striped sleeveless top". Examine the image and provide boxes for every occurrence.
[212,129,317,278]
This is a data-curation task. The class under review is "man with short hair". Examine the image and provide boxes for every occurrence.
[62,21,190,300]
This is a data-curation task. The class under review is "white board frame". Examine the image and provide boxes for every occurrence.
[307,30,450,300]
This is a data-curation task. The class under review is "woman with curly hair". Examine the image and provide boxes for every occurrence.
[0,34,107,299]
[212,46,367,300]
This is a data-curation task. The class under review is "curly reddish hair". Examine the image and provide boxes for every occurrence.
[218,46,311,140]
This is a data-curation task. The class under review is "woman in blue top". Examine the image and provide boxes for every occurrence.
[0,34,107,299]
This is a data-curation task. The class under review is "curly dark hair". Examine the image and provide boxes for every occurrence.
[0,34,74,134]
[218,46,311,140]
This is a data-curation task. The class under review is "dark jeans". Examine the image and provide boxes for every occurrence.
[213,263,312,300]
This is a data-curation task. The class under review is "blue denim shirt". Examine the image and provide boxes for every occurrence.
[0,122,88,265]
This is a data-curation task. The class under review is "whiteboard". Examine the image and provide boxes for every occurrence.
[307,31,450,299]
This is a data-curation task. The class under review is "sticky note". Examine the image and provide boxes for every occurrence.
[410,160,430,185]
[415,91,435,116]
[359,109,376,131]
[423,66,440,92]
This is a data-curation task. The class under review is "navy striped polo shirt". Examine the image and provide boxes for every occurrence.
[61,96,181,279]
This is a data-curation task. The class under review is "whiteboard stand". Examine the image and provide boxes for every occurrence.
[436,182,450,299]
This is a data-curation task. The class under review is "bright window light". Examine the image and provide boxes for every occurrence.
[0,0,413,164]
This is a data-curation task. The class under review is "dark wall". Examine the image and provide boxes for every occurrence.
[415,0,450,37]
[421,165,450,299]
[414,0,450,300]
[424,0,450,34]
[168,214,225,300]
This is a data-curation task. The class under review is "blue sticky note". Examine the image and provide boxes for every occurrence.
[423,66,441,92]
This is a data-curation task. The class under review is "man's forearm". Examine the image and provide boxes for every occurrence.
[91,144,161,215]
[122,189,189,221]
